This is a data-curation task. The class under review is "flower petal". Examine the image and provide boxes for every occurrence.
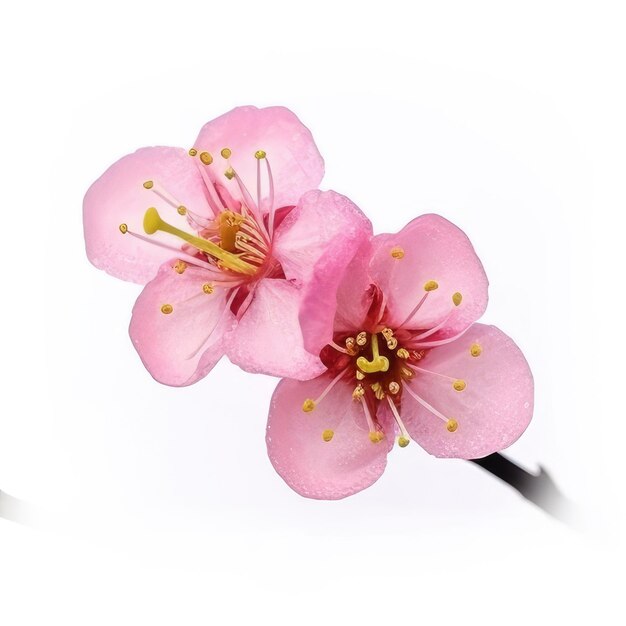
[266,376,391,499]
[227,279,326,380]
[402,324,533,459]
[194,106,324,211]
[369,214,489,334]
[273,189,372,285]
[129,262,235,386]
[84,147,211,284]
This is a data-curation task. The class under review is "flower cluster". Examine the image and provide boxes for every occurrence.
[84,106,533,499]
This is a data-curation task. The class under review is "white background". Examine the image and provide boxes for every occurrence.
[1,1,624,624]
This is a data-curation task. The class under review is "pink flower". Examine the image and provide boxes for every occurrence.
[266,214,534,499]
[83,106,371,385]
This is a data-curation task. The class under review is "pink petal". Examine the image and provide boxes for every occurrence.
[402,324,533,459]
[369,214,489,334]
[129,262,235,386]
[194,106,324,211]
[227,279,326,380]
[84,147,211,284]
[266,376,391,499]
[273,189,372,285]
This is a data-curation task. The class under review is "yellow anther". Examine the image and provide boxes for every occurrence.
[119,223,128,234]
[387,337,398,350]
[199,151,213,165]
[177,206,187,216]
[322,429,334,442]
[470,343,482,357]
[352,385,365,401]
[255,150,266,159]
[356,331,368,346]
[388,381,400,395]
[188,148,198,157]
[381,328,394,341]
[390,246,405,259]
[398,436,410,448]
[453,379,466,392]
[369,431,384,443]
[160,304,173,315]
[446,419,458,433]
[221,148,232,159]
[143,180,154,189]
[401,366,414,379]
[424,280,439,292]
[452,292,463,306]
[356,370,365,380]
[371,382,385,400]
[345,337,358,355]
[202,283,214,295]
[173,260,187,274]
[224,167,235,180]
[397,348,410,359]
[302,399,316,413]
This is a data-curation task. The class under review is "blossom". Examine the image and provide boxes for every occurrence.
[266,214,534,499]
[83,106,371,385]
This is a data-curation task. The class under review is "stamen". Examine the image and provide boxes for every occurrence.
[160,304,173,315]
[403,383,458,433]
[188,148,198,157]
[409,325,471,349]
[398,291,430,329]
[386,396,411,447]
[359,397,384,443]
[470,343,482,357]
[265,156,276,236]
[202,283,214,295]
[143,180,213,223]
[356,370,365,380]
[330,340,349,354]
[452,292,463,306]
[143,207,257,275]
[424,280,439,292]
[356,332,368,346]
[352,384,365,400]
[388,381,400,395]
[220,147,232,159]
[301,366,350,413]
[173,260,187,274]
[397,348,410,359]
[390,246,405,259]
[411,365,467,392]
[143,180,154,189]
[345,337,358,355]
[200,151,213,165]
[356,333,390,374]
[371,382,385,400]
[322,429,334,442]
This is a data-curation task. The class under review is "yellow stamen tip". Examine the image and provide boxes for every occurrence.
[453,379,466,392]
[356,331,368,346]
[452,292,463,306]
[255,149,266,159]
[424,280,439,292]
[470,343,482,357]
[188,148,198,157]
[398,436,410,448]
[390,246,405,259]
[355,370,365,380]
[160,304,173,315]
[224,167,235,180]
[302,399,316,413]
[143,180,154,189]
[173,260,187,274]
[446,419,458,433]
[369,431,384,443]
[387,337,398,350]
[177,205,187,216]
[352,385,365,401]
[322,429,334,442]
[221,147,232,159]
[397,348,410,359]
[199,151,213,165]
[202,283,214,295]
[143,207,162,235]
[119,223,128,234]
[388,381,400,395]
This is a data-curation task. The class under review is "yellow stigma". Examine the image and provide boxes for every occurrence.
[356,334,390,374]
[322,429,334,442]
[390,246,405,259]
[119,223,128,234]
[369,431,384,443]
[188,148,198,157]
[452,292,463,306]
[302,399,316,413]
[453,379,466,392]
[398,436,410,448]
[224,167,235,180]
[202,283,214,295]
[142,207,257,275]
[388,381,400,395]
[177,206,187,216]
[173,260,187,274]
[397,348,409,359]
[255,149,266,159]
[143,180,154,189]
[199,151,213,165]
[221,147,232,159]
[160,304,173,315]
[470,343,482,357]
[446,419,458,433]
[424,280,439,292]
